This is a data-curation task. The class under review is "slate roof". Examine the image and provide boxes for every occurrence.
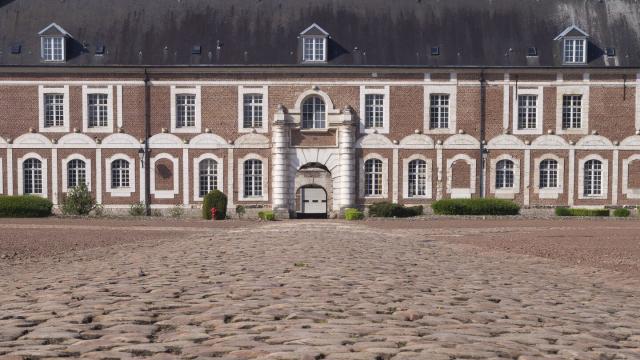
[0,0,639,68]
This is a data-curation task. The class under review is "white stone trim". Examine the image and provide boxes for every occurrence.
[424,84,457,134]
[636,73,640,131]
[193,153,224,202]
[105,153,135,197]
[392,148,399,202]
[612,149,619,205]
[578,154,609,200]
[555,85,589,135]
[170,85,202,133]
[227,148,234,208]
[95,148,102,204]
[238,86,269,133]
[0,158,4,194]
[512,86,544,135]
[533,153,565,199]
[38,85,70,133]
[116,85,123,128]
[290,88,341,130]
[436,145,443,200]
[61,154,92,193]
[442,134,480,150]
[238,153,268,201]
[502,74,510,130]
[568,148,575,206]
[150,153,179,199]
[523,149,530,206]
[359,153,389,199]
[51,148,58,205]
[446,154,476,199]
[7,147,12,195]
[82,85,114,133]
[182,148,189,206]
[17,152,48,198]
[622,154,640,199]
[402,154,433,200]
[489,154,520,199]
[359,85,390,134]
[57,133,97,148]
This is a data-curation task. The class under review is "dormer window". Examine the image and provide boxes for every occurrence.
[554,25,589,65]
[38,23,71,62]
[300,23,329,63]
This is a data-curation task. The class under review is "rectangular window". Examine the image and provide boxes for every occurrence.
[562,95,582,129]
[517,95,537,130]
[303,37,326,62]
[243,94,263,128]
[364,94,385,128]
[430,94,450,129]
[42,37,64,61]
[176,94,196,128]
[564,39,586,64]
[44,94,65,127]
[87,93,109,128]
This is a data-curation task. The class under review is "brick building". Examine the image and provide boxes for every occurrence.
[1,0,640,217]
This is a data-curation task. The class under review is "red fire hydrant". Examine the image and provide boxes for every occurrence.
[211,207,217,221]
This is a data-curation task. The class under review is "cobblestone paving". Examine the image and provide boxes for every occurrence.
[0,221,639,359]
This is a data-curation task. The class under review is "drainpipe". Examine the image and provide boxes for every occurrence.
[143,68,151,216]
[479,70,487,198]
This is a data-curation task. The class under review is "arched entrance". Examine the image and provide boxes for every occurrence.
[295,162,333,218]
[298,185,328,218]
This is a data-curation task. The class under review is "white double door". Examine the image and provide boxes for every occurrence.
[301,187,327,214]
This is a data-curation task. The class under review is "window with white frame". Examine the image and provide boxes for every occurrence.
[364,94,384,129]
[41,37,64,61]
[583,159,602,196]
[539,159,559,189]
[564,38,586,64]
[23,158,43,195]
[495,159,515,189]
[243,159,263,197]
[111,159,130,189]
[302,37,326,62]
[87,93,109,128]
[243,94,264,129]
[364,158,383,196]
[562,95,582,129]
[517,95,537,130]
[199,159,218,197]
[171,86,201,133]
[44,93,65,128]
[67,159,87,189]
[407,159,427,197]
[430,94,450,129]
[301,96,326,129]
[176,94,196,128]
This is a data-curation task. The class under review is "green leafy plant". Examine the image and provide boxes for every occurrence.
[202,190,228,220]
[613,208,631,217]
[60,183,95,215]
[92,204,105,217]
[0,195,53,217]
[344,208,364,220]
[258,210,276,221]
[432,198,520,216]
[169,204,184,218]
[368,202,424,218]
[129,202,146,216]
[235,205,246,219]
[555,207,609,217]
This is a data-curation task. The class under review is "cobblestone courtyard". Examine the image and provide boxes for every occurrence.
[0,220,639,359]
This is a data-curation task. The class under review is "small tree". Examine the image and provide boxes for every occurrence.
[202,190,228,220]
[60,183,96,215]
[236,205,246,219]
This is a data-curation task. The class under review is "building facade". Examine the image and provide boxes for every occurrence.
[1,0,640,216]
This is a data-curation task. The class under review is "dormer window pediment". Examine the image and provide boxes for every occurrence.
[38,23,71,62]
[554,25,589,65]
[300,23,329,63]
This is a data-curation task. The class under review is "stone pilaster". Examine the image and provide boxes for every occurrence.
[338,106,356,211]
[272,105,291,218]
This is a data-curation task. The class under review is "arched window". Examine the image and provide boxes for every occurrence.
[495,159,514,189]
[244,159,263,197]
[301,96,326,129]
[199,159,218,197]
[67,159,87,189]
[23,158,43,194]
[364,158,383,196]
[539,159,558,189]
[111,159,130,189]
[408,159,427,197]
[584,159,602,196]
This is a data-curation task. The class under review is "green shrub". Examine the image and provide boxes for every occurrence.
[344,208,364,220]
[60,183,95,215]
[258,210,276,221]
[236,205,246,219]
[0,195,52,217]
[92,204,105,217]
[169,204,184,218]
[202,190,228,220]
[614,208,631,217]
[129,202,146,216]
[432,198,520,216]
[555,207,610,217]
[368,202,424,218]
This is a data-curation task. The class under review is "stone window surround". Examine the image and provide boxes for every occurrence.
[424,84,457,135]
[555,85,589,135]
[238,153,269,202]
[622,154,640,199]
[238,86,269,133]
[402,154,432,200]
[446,154,476,199]
[193,153,224,202]
[578,154,608,200]
[533,153,565,199]
[489,154,520,199]
[359,153,389,199]
[18,152,48,198]
[291,88,341,132]
[106,153,136,197]
[150,152,179,199]
[512,86,544,135]
[82,85,114,133]
[61,154,92,193]
[38,85,70,133]
[359,86,390,135]
[170,85,202,134]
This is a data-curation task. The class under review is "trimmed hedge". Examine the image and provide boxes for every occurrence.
[368,202,424,218]
[258,210,276,221]
[555,207,610,217]
[344,208,364,220]
[613,208,631,217]
[202,190,228,220]
[432,198,520,216]
[0,195,53,217]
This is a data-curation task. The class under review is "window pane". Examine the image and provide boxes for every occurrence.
[243,94,263,128]
[176,94,196,128]
[301,96,325,129]
[430,94,449,129]
[365,159,383,196]
[244,160,262,197]
[24,158,43,194]
[517,95,537,130]
[584,159,602,196]
[44,93,64,127]
[496,160,514,189]
[539,159,558,189]
[562,95,582,129]
[364,94,384,128]
[408,159,427,197]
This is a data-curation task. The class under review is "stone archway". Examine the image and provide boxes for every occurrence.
[294,162,333,217]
